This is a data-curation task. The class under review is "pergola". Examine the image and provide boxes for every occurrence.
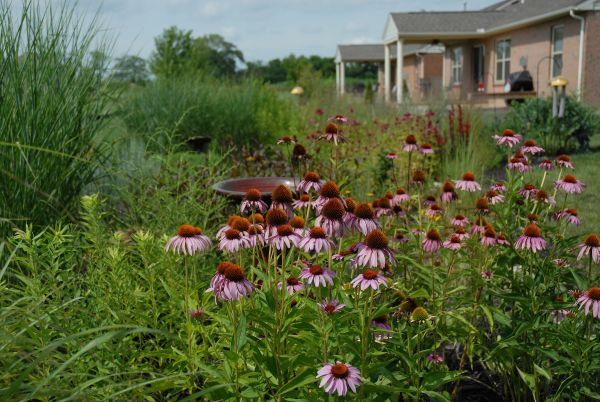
[334,43,421,97]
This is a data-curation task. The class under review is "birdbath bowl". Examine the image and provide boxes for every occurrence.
[212,177,298,201]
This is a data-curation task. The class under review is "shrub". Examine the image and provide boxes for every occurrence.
[0,1,114,237]
[503,96,600,154]
[121,77,302,151]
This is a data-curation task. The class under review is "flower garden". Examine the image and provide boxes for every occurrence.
[2,3,600,401]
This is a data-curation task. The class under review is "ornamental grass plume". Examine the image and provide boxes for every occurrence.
[165,224,212,255]
[454,172,481,192]
[494,128,522,147]
[515,224,547,253]
[316,362,361,396]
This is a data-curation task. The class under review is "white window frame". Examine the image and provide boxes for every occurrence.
[495,38,511,83]
[452,47,463,85]
[551,25,564,78]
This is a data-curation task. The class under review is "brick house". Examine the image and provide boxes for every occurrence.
[372,0,600,106]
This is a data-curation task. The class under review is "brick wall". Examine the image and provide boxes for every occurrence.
[584,11,600,106]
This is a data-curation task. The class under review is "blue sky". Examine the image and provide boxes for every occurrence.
[72,0,496,62]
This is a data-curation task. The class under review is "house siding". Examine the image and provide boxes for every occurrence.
[584,11,600,106]
[442,15,583,107]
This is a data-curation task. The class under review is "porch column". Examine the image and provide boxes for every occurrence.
[335,63,340,94]
[396,39,404,104]
[340,62,345,95]
[384,43,391,102]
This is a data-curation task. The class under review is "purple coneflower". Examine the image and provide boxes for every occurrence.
[412,170,426,186]
[268,224,301,250]
[246,224,265,247]
[520,139,545,155]
[534,189,555,206]
[166,224,212,255]
[299,227,334,254]
[292,193,313,210]
[392,232,409,244]
[443,235,462,250]
[219,229,251,253]
[240,188,268,214]
[427,353,444,365]
[343,197,357,227]
[556,154,575,169]
[329,114,348,124]
[208,262,231,295]
[385,152,398,159]
[353,203,379,235]
[475,197,490,214]
[315,181,344,210]
[577,234,600,263]
[519,184,538,199]
[555,174,585,194]
[508,157,529,172]
[403,134,418,152]
[486,190,504,205]
[271,185,294,216]
[481,225,497,246]
[297,171,322,193]
[351,268,388,290]
[497,233,510,246]
[451,214,469,227]
[356,229,396,268]
[281,276,304,294]
[480,271,493,280]
[317,362,362,396]
[494,128,522,147]
[316,198,345,238]
[216,263,254,301]
[576,287,600,318]
[422,195,437,207]
[392,188,410,205]
[471,217,488,235]
[454,227,470,240]
[454,172,481,192]
[539,159,554,170]
[189,308,205,320]
[300,263,336,287]
[289,215,306,236]
[555,208,581,226]
[375,197,393,218]
[370,314,393,340]
[265,208,288,237]
[320,122,345,145]
[426,203,444,218]
[491,182,507,192]
[441,180,458,203]
[420,143,434,155]
[515,224,547,253]
[276,135,296,145]
[422,229,442,253]
[318,299,346,314]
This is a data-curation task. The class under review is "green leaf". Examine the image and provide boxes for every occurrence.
[479,305,495,332]
[277,368,317,395]
[517,367,537,393]
[533,364,551,381]
[236,313,247,351]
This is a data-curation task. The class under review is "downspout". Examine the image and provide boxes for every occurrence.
[569,9,585,101]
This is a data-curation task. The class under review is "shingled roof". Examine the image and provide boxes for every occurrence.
[389,0,588,35]
[335,44,424,62]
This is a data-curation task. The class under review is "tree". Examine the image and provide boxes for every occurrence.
[191,34,244,77]
[112,55,149,84]
[149,26,193,78]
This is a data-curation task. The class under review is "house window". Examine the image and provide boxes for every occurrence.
[452,47,463,84]
[473,45,485,83]
[496,39,511,82]
[551,25,564,77]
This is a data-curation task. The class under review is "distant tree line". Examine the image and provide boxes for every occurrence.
[110,26,378,84]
